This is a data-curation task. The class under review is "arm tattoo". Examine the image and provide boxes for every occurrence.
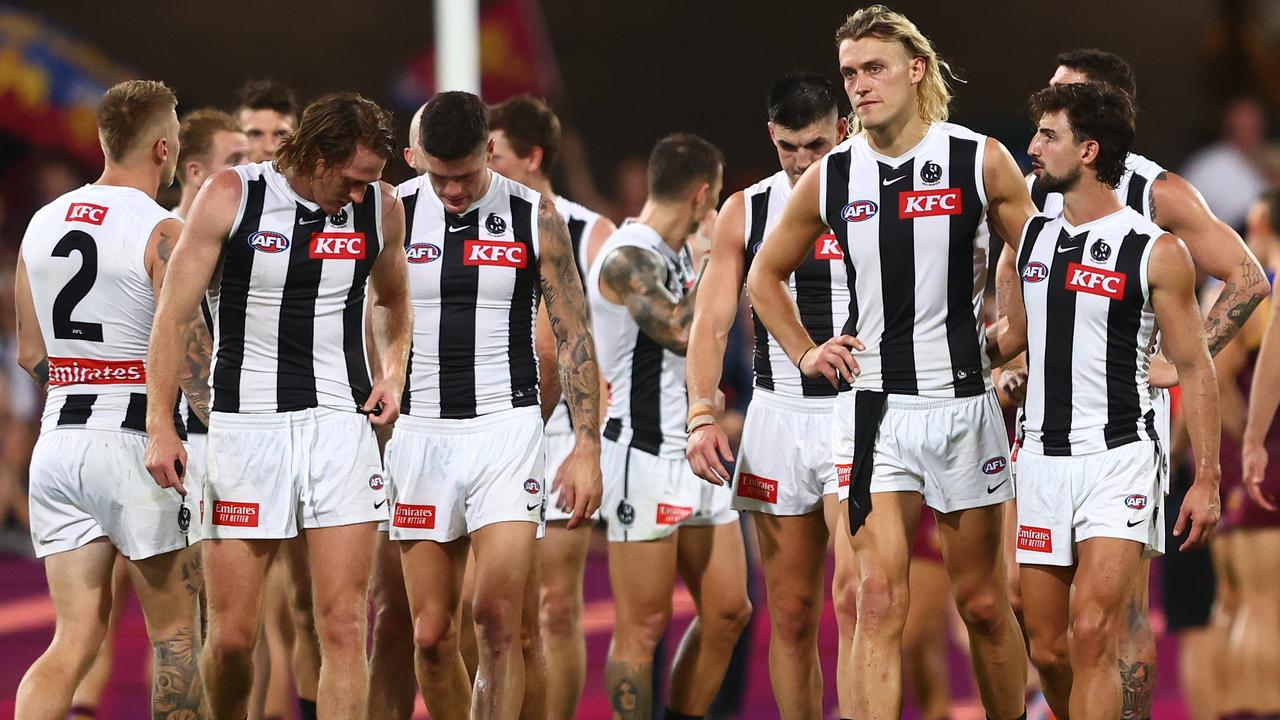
[1148,171,1166,224]
[605,659,651,720]
[600,246,698,354]
[152,626,205,719]
[1204,257,1268,356]
[538,197,602,436]
[156,231,215,425]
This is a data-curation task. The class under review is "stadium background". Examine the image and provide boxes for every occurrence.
[0,0,1277,717]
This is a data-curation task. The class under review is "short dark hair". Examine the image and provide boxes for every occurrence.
[488,95,561,176]
[1054,49,1138,102]
[767,73,840,129]
[647,133,724,202]
[420,91,488,161]
[97,80,178,163]
[1029,82,1135,189]
[177,109,242,185]
[274,92,395,177]
[236,79,298,119]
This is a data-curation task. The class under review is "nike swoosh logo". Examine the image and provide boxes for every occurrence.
[1126,518,1144,527]
[1057,245,1082,254]
[374,499,387,510]
[882,175,908,186]
[448,224,469,232]
[526,503,540,512]
[300,217,325,225]
[986,479,1009,494]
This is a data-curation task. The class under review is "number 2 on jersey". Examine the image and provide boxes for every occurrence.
[51,230,103,342]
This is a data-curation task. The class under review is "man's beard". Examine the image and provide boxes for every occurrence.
[1034,165,1080,195]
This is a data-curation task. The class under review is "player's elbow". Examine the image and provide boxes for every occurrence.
[744,262,778,308]
[16,342,43,375]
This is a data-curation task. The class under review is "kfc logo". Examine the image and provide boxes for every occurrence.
[836,463,853,488]
[309,232,366,260]
[1065,262,1126,301]
[65,203,108,225]
[736,473,779,504]
[899,188,962,218]
[248,230,290,253]
[1022,261,1048,283]
[464,240,527,268]
[393,503,436,529]
[212,501,259,527]
[982,457,1007,475]
[406,243,442,264]
[814,233,844,260]
[656,503,694,525]
[1017,525,1053,553]
[841,200,878,223]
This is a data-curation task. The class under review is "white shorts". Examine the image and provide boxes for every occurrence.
[185,432,207,544]
[204,407,385,540]
[386,407,545,542]
[732,390,837,516]
[1152,387,1171,494]
[834,390,1013,513]
[1014,440,1164,566]
[28,429,192,560]
[602,438,737,543]
[543,431,601,524]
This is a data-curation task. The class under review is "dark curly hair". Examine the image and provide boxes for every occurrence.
[1029,82,1135,189]
[274,92,395,177]
[1054,49,1138,103]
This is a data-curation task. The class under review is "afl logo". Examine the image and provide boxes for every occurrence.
[524,478,540,495]
[841,199,879,223]
[248,230,289,253]
[1125,494,1147,510]
[1021,261,1049,283]
[982,456,1007,475]
[406,243,442,264]
[368,473,385,491]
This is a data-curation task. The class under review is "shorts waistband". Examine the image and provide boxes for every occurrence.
[396,405,540,433]
[751,388,837,413]
[209,406,356,428]
[882,390,991,411]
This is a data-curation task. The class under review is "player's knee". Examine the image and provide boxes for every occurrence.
[471,596,520,655]
[539,585,581,639]
[855,571,908,634]
[1028,632,1070,678]
[769,593,819,647]
[618,604,672,650]
[1069,605,1119,664]
[953,583,1008,638]
[412,611,457,660]
[207,620,258,665]
[313,600,365,654]
[705,595,752,640]
[832,574,858,631]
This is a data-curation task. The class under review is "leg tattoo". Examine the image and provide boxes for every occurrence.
[606,660,652,720]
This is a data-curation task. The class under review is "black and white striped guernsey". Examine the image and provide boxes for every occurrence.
[1030,152,1166,221]
[545,195,603,435]
[743,170,850,397]
[212,161,384,414]
[818,122,993,398]
[397,171,542,420]
[588,222,695,459]
[1016,207,1161,456]
[20,184,183,437]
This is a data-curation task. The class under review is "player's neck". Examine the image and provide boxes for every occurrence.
[96,165,160,200]
[175,186,199,220]
[525,174,554,200]
[636,201,692,252]
[1062,179,1124,228]
[864,112,929,158]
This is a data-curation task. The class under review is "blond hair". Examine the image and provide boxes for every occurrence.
[835,5,960,133]
[97,80,177,162]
